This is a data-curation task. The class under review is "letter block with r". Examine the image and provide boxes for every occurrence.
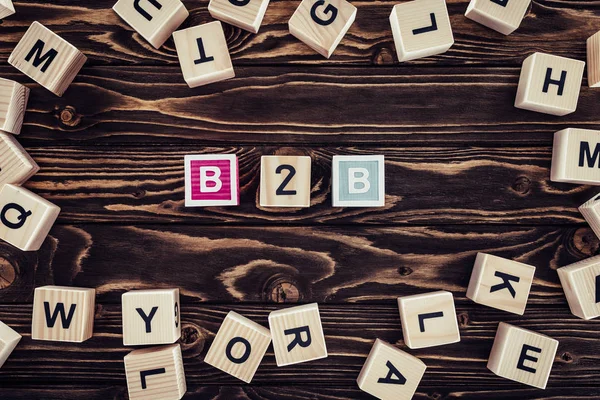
[184,154,239,206]
[332,155,385,207]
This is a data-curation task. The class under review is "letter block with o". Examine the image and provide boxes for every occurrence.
[557,254,600,320]
[357,339,427,400]
[204,311,271,383]
[488,322,558,389]
[31,286,96,343]
[209,0,271,33]
[184,154,239,206]
[551,128,600,185]
[332,155,385,207]
[467,252,535,315]
[260,155,311,207]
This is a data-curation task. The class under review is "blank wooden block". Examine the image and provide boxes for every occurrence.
[465,0,530,35]
[8,22,87,97]
[260,156,311,207]
[124,344,187,400]
[204,311,271,383]
[0,321,21,368]
[580,193,600,240]
[0,78,29,135]
[515,52,585,116]
[488,322,558,389]
[389,0,454,62]
[173,22,235,88]
[357,339,427,400]
[397,290,460,349]
[588,31,600,88]
[209,0,270,33]
[551,128,600,185]
[0,0,15,20]
[0,184,60,251]
[269,303,327,366]
[31,285,95,343]
[332,155,385,207]
[113,0,188,49]
[0,133,39,186]
[122,289,181,346]
[467,252,535,315]
[184,154,239,206]
[557,254,600,320]
[288,0,357,58]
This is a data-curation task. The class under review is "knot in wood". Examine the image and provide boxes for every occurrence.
[511,176,531,195]
[457,312,469,327]
[265,277,302,303]
[560,352,574,363]
[0,257,16,289]
[397,266,413,276]
[572,227,600,257]
[58,105,81,127]
[373,47,395,65]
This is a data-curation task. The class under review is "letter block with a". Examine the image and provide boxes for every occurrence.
[122,289,181,346]
[0,321,21,368]
[185,154,239,206]
[8,22,87,97]
[389,0,454,62]
[0,0,15,19]
[357,339,427,400]
[31,286,95,342]
[288,0,357,58]
[204,311,271,383]
[113,0,188,49]
[0,184,60,251]
[0,78,29,135]
[588,31,600,87]
[515,52,585,116]
[467,252,535,315]
[209,0,271,33]
[488,322,558,389]
[397,291,460,349]
[332,155,385,207]
[124,344,187,400]
[551,128,600,185]
[0,133,39,186]
[260,155,311,207]
[173,21,235,88]
[557,254,600,320]
[465,0,530,35]
[269,303,327,366]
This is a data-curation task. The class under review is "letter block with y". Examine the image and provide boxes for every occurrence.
[184,154,239,206]
[260,155,311,207]
[209,0,271,33]
[488,323,558,389]
[357,339,427,400]
[551,128,600,185]
[0,321,21,368]
[467,252,535,315]
[8,22,87,97]
[465,0,530,35]
[288,0,357,58]
[31,286,95,342]
[204,311,271,383]
[269,303,327,366]
[557,254,600,320]
[332,155,385,207]
[122,289,181,346]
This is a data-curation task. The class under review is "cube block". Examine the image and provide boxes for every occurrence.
[184,154,239,206]
[0,321,21,368]
[551,128,600,185]
[332,155,385,207]
[588,30,600,88]
[209,0,270,33]
[580,193,600,240]
[0,132,39,186]
[0,78,29,135]
[557,254,600,320]
[0,0,15,20]
[260,155,311,207]
[465,0,530,35]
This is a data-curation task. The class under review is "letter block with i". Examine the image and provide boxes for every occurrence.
[31,286,96,343]
[8,22,87,97]
[184,154,239,206]
[467,253,535,315]
[488,323,558,389]
[122,289,181,346]
[204,311,271,383]
[209,0,271,33]
[0,321,21,368]
[269,303,327,366]
[465,0,530,35]
[260,155,311,207]
[551,128,600,185]
[557,254,600,320]
[0,78,29,135]
[332,155,385,207]
[357,339,427,400]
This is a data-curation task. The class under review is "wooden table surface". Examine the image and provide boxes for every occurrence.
[1,0,600,399]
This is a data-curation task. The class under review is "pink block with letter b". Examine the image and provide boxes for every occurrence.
[185,154,239,206]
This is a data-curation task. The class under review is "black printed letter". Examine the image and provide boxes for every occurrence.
[579,142,600,168]
[412,13,437,35]
[490,271,520,298]
[140,368,166,389]
[377,361,407,385]
[229,0,251,5]
[517,344,542,374]
[310,0,338,26]
[25,40,58,73]
[225,337,251,364]
[194,38,215,65]
[136,307,159,333]
[542,68,567,96]
[134,0,162,21]
[44,302,77,329]
[284,326,312,352]
[418,311,444,332]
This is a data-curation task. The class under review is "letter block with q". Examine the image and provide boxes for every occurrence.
[209,0,271,33]
[8,22,87,97]
[551,128,600,185]
[184,154,239,206]
[557,254,600,320]
[332,155,385,207]
[488,322,558,389]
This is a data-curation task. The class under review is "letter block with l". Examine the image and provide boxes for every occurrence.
[551,128,600,185]
[184,154,239,206]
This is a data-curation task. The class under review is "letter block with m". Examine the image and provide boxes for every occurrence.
[31,286,96,342]
[551,128,600,185]
[184,154,239,206]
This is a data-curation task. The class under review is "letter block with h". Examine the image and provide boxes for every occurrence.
[488,323,558,389]
[31,286,95,343]
[557,254,600,320]
[551,128,600,185]
[332,155,385,207]
[184,154,239,206]
[209,0,271,33]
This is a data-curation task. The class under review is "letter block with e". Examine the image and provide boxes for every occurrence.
[209,0,271,33]
[122,289,181,346]
[260,155,311,207]
[551,128,600,185]
[31,286,95,343]
[184,154,239,206]
[557,254,600,320]
[204,311,271,383]
[467,252,535,315]
[269,303,327,366]
[0,320,21,368]
[465,0,530,35]
[332,155,385,207]
[357,339,427,400]
[488,323,558,389]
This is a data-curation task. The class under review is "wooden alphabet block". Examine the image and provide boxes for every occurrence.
[551,128,600,185]
[357,339,427,400]
[488,322,558,389]
[8,22,87,97]
[184,154,239,206]
[0,78,29,135]
[0,184,60,251]
[465,0,529,35]
[0,0,15,20]
[467,252,535,315]
[209,0,270,33]
[397,290,460,349]
[0,133,39,186]
[260,156,311,207]
[588,30,600,88]
[173,22,235,88]
[124,344,187,400]
[31,285,95,342]
[332,155,385,207]
[204,311,271,383]
[580,193,600,240]
[515,52,585,116]
[288,0,357,58]
[269,303,327,366]
[122,288,181,346]
[0,321,21,368]
[113,0,188,49]
[389,0,454,62]
[557,254,600,320]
